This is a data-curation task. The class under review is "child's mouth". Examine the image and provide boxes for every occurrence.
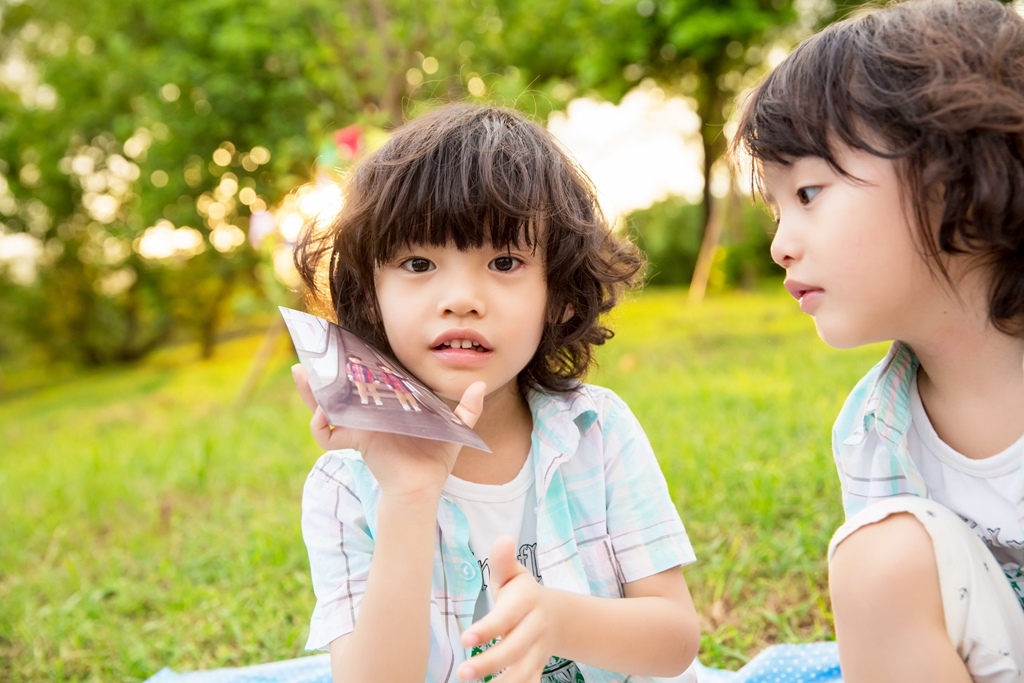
[436,339,487,352]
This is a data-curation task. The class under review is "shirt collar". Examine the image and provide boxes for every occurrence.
[863,341,919,444]
[527,386,599,452]
[526,386,599,495]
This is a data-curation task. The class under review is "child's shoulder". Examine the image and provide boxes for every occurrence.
[529,383,644,448]
[571,381,626,404]
[305,448,371,489]
[531,382,631,418]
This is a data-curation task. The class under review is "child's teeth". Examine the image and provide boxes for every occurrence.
[441,339,483,349]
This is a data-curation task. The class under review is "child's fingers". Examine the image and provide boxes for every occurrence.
[460,537,552,682]
[461,581,535,649]
[456,615,547,682]
[309,406,336,450]
[486,536,522,592]
[461,537,528,648]
[291,364,319,412]
[453,381,486,429]
[461,606,514,652]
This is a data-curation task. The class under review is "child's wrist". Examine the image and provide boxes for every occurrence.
[538,585,567,654]
[378,485,443,510]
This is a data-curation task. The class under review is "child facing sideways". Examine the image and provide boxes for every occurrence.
[290,102,700,683]
[733,1,1024,681]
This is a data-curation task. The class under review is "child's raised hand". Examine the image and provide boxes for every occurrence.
[291,363,486,497]
[457,536,555,683]
[291,364,336,450]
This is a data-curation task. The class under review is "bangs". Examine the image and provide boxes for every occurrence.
[737,26,881,182]
[359,106,555,264]
[368,158,542,261]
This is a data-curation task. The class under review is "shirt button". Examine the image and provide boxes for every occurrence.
[459,562,476,579]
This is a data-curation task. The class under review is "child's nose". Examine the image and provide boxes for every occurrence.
[437,276,485,317]
[769,218,801,268]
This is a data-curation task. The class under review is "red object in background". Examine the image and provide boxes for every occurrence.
[333,125,362,161]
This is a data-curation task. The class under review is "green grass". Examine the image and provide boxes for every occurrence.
[0,287,887,681]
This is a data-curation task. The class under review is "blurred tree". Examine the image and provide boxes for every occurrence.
[0,0,486,364]
[470,0,815,224]
[439,0,857,302]
[626,194,775,290]
[0,0,865,366]
[626,197,704,287]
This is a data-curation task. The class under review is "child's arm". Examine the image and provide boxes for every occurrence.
[325,487,441,682]
[457,536,699,682]
[295,365,487,682]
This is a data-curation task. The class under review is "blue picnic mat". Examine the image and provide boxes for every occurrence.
[144,641,841,682]
[692,642,841,683]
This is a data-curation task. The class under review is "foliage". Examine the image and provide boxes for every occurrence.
[628,197,704,286]
[0,0,492,365]
[0,0,858,368]
[627,196,777,289]
[480,0,825,224]
[0,287,889,680]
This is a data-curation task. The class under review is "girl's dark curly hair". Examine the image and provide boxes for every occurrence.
[294,102,644,394]
[733,0,1024,336]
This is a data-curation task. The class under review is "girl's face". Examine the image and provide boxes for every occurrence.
[373,241,548,405]
[763,144,960,349]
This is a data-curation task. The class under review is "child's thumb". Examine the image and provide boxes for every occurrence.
[453,381,486,430]
[487,535,522,594]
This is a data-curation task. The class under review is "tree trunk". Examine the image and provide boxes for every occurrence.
[688,187,725,305]
[688,54,728,303]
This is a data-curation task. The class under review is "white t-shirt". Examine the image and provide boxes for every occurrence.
[440,455,594,682]
[908,377,1024,574]
[442,452,539,620]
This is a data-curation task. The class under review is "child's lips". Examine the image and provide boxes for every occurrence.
[784,279,823,302]
[430,329,491,351]
[784,279,824,313]
[431,344,492,367]
[430,329,493,366]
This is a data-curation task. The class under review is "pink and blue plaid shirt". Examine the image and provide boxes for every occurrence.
[301,383,696,682]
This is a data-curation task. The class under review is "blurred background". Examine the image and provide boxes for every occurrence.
[0,0,942,680]
[0,0,868,379]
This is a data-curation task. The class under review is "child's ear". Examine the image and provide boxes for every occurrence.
[559,304,575,324]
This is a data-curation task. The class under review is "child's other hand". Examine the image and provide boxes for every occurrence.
[291,364,336,451]
[291,364,486,496]
[457,536,554,683]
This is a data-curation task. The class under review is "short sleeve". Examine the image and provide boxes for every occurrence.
[597,390,696,583]
[300,451,377,651]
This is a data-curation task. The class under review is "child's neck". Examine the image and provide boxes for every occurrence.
[913,323,1024,459]
[451,382,534,485]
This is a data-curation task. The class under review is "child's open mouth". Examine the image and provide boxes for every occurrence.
[436,339,488,352]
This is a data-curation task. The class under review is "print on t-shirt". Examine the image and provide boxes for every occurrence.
[470,542,586,682]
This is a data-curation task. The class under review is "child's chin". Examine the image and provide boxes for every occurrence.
[432,387,463,407]
[815,325,881,351]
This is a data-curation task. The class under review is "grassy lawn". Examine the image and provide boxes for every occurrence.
[0,286,887,681]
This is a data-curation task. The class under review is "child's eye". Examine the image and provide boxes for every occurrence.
[796,186,821,205]
[489,255,523,272]
[399,257,434,273]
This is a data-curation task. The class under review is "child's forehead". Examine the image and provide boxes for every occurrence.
[386,241,542,261]
[395,229,542,252]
